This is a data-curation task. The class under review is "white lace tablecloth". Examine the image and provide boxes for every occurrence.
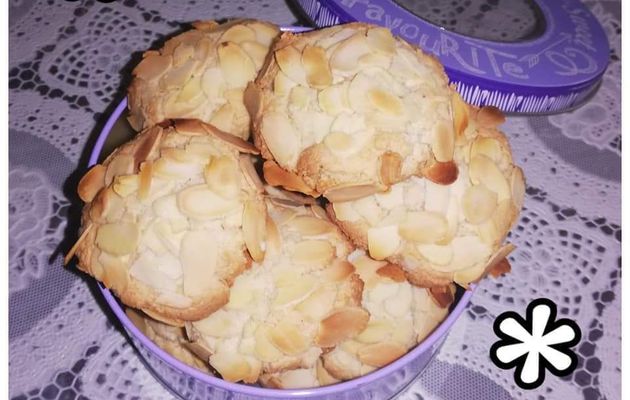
[8,0,621,399]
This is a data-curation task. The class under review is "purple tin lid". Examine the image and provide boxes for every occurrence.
[292,0,609,113]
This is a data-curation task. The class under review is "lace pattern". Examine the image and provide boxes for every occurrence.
[9,0,620,399]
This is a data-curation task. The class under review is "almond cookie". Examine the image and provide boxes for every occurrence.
[128,19,279,139]
[328,102,525,287]
[67,119,265,325]
[321,254,452,380]
[246,22,457,199]
[126,308,212,373]
[186,202,369,384]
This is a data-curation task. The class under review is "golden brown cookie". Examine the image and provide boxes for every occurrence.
[128,19,279,138]
[126,308,212,373]
[246,22,457,199]
[321,254,452,380]
[328,103,525,287]
[67,119,266,325]
[186,201,369,384]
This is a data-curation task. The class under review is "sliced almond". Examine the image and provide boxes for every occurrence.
[477,242,516,282]
[489,258,511,278]
[461,183,498,225]
[477,106,505,127]
[275,45,307,85]
[273,277,316,306]
[368,89,403,115]
[105,154,135,186]
[161,59,196,89]
[201,67,225,100]
[99,251,130,293]
[356,320,392,344]
[242,199,267,262]
[239,41,268,70]
[204,156,241,199]
[367,225,401,260]
[302,44,332,88]
[273,70,297,95]
[330,32,371,71]
[269,320,310,355]
[220,24,256,44]
[133,54,172,81]
[64,223,93,266]
[180,230,218,297]
[261,113,299,166]
[89,188,125,222]
[450,236,492,271]
[172,42,194,66]
[112,174,139,198]
[209,103,235,133]
[324,184,384,202]
[432,121,455,162]
[470,137,508,165]
[176,76,203,103]
[416,243,453,266]
[138,161,153,201]
[226,283,254,309]
[95,222,139,256]
[453,263,486,288]
[177,184,239,219]
[290,239,335,266]
[511,166,526,211]
[379,151,403,186]
[316,307,370,347]
[347,72,372,112]
[193,309,240,338]
[357,342,407,367]
[210,351,255,383]
[428,286,454,308]
[451,90,469,139]
[469,155,511,201]
[318,84,350,115]
[422,160,458,185]
[287,215,334,236]
[376,263,406,282]
[218,42,256,88]
[197,121,259,154]
[254,325,284,362]
[153,157,203,180]
[323,131,364,156]
[252,21,278,46]
[262,161,315,195]
[330,201,361,222]
[295,286,337,321]
[321,259,355,282]
[399,211,448,244]
[366,27,396,54]
[78,165,106,202]
[191,20,219,31]
[375,184,404,210]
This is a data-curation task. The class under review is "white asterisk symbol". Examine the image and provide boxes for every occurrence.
[489,298,581,389]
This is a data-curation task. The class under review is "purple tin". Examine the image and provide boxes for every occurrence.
[292,0,609,113]
[89,98,475,399]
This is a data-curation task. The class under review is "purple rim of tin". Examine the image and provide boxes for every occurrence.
[292,0,609,113]
[90,97,475,397]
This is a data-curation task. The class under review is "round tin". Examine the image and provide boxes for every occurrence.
[292,0,610,113]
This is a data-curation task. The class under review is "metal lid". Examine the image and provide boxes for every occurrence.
[292,0,609,113]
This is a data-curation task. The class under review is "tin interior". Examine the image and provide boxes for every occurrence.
[391,0,546,42]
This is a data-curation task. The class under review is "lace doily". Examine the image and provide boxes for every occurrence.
[9,0,620,399]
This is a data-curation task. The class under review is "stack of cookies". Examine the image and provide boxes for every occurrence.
[66,19,524,389]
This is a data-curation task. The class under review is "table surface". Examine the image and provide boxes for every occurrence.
[8,1,621,399]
